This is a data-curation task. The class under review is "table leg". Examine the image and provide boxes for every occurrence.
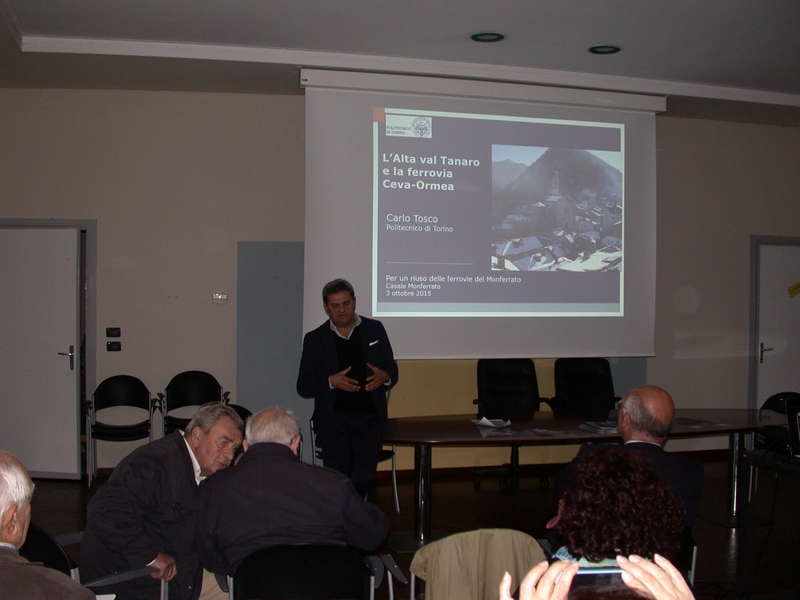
[414,442,432,542]
[728,431,743,520]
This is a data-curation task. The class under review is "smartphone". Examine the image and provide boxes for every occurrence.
[570,566,623,588]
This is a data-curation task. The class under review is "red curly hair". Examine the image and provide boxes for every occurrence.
[558,445,684,562]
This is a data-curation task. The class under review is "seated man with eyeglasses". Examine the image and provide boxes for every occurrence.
[195,407,389,576]
[555,385,704,528]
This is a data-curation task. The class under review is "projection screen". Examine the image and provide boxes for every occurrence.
[302,69,663,359]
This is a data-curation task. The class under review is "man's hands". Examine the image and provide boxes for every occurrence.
[616,554,695,600]
[329,364,389,393]
[499,560,579,600]
[365,364,388,392]
[150,552,177,581]
[329,367,360,392]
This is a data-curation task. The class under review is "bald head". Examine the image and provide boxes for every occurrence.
[618,385,675,444]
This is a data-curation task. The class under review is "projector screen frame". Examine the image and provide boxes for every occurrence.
[302,69,663,359]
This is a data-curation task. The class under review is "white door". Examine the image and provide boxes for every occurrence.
[755,243,800,406]
[0,227,82,478]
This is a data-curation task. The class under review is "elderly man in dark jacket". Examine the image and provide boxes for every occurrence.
[80,402,243,600]
[196,407,389,575]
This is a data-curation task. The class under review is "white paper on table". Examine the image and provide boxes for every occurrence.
[472,417,511,428]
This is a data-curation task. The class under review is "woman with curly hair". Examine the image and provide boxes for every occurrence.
[553,445,685,565]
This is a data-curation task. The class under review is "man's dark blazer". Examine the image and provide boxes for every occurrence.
[556,441,704,527]
[79,431,202,600]
[296,316,398,451]
[196,442,389,575]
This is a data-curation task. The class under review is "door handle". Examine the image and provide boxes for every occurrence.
[759,342,774,364]
[58,345,75,371]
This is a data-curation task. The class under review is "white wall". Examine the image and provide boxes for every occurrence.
[2,88,799,467]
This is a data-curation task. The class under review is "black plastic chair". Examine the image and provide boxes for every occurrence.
[87,375,155,487]
[160,370,230,436]
[473,358,548,490]
[548,357,619,420]
[749,391,800,498]
[19,522,78,579]
[18,523,166,598]
[230,544,375,600]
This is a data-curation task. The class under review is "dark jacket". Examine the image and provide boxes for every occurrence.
[297,316,398,450]
[79,431,202,600]
[196,442,389,575]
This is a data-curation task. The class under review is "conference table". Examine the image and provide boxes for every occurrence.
[384,408,779,550]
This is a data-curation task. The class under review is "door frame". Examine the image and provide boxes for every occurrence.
[0,218,97,444]
[748,234,800,410]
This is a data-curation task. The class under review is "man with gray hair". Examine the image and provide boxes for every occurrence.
[0,451,95,599]
[80,402,243,600]
[556,385,704,527]
[196,407,389,576]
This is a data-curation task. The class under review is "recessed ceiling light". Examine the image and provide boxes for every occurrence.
[471,32,505,43]
[589,45,621,55]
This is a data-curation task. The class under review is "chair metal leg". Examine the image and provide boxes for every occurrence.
[391,445,400,515]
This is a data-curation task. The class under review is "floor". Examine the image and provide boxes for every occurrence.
[29,450,800,600]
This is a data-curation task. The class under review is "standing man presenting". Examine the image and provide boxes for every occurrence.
[297,278,398,497]
[80,402,243,600]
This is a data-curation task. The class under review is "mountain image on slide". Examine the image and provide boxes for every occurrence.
[491,148,623,272]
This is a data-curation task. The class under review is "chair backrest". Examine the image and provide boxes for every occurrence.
[18,522,75,577]
[164,370,222,411]
[93,375,150,412]
[232,544,371,600]
[553,357,617,418]
[761,391,800,414]
[409,529,546,600]
[476,358,541,419]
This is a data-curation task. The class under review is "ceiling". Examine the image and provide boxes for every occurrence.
[2,1,799,123]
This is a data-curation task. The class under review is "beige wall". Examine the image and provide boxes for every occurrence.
[2,88,799,468]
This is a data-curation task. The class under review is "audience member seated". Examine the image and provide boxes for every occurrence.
[80,402,244,600]
[0,451,95,600]
[555,385,704,528]
[553,445,685,566]
[499,553,695,600]
[195,407,389,576]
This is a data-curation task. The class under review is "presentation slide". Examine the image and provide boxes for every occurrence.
[373,108,624,317]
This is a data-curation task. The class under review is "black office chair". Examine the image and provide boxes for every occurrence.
[548,357,619,420]
[86,375,155,487]
[749,391,800,498]
[229,544,376,600]
[473,358,549,490]
[159,370,230,436]
[18,523,166,598]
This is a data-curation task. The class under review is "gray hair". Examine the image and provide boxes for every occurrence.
[245,408,300,447]
[623,391,673,442]
[322,279,355,303]
[0,451,34,515]
[185,402,244,436]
